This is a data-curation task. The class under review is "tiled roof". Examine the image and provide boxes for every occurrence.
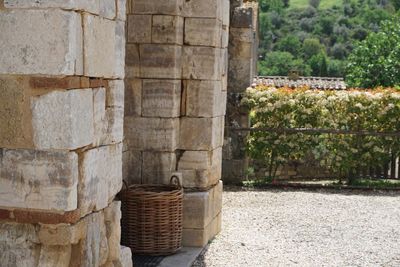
[254,76,347,90]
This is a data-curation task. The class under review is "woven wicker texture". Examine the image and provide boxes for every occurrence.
[120,177,183,256]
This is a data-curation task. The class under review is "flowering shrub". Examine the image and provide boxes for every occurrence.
[242,86,400,180]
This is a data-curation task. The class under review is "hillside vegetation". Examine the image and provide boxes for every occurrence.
[258,0,399,78]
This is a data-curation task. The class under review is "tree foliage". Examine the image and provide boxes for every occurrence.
[346,17,400,88]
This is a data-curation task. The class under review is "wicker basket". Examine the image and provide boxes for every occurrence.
[119,176,183,256]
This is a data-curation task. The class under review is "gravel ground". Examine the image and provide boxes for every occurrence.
[192,188,400,267]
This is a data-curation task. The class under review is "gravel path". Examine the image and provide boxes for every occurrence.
[192,188,400,267]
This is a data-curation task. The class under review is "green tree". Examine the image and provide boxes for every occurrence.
[346,17,400,87]
[302,38,325,59]
[275,35,302,55]
[309,0,321,8]
[258,52,310,76]
[308,52,328,76]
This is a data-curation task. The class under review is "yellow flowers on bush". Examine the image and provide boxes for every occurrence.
[242,86,400,180]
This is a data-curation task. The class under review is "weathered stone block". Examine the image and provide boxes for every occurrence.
[229,40,254,59]
[182,46,221,80]
[222,0,230,27]
[124,78,142,116]
[99,0,116,20]
[229,27,254,43]
[83,14,123,78]
[183,0,222,19]
[31,89,94,150]
[182,212,222,247]
[0,10,82,75]
[231,6,253,28]
[120,246,133,267]
[131,0,183,15]
[142,79,181,118]
[78,144,122,216]
[127,14,152,43]
[221,26,229,48]
[107,80,125,108]
[184,18,222,47]
[180,117,224,150]
[178,148,222,188]
[152,15,184,45]
[142,152,176,184]
[185,80,226,118]
[0,149,78,211]
[4,0,99,14]
[228,58,253,93]
[116,0,126,21]
[140,44,182,79]
[124,117,179,151]
[122,150,142,185]
[104,201,122,262]
[0,223,40,267]
[125,44,140,78]
[37,245,72,267]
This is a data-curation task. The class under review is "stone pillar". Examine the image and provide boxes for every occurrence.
[222,0,259,184]
[124,0,229,247]
[0,1,132,266]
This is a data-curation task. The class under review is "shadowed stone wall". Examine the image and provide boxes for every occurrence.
[0,1,132,266]
[223,0,259,184]
[123,0,229,247]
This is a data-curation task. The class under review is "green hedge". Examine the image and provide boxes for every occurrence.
[242,86,400,180]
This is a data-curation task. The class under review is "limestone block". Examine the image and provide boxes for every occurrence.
[124,117,179,151]
[131,0,183,15]
[125,44,140,78]
[127,14,152,43]
[99,0,116,20]
[0,149,78,211]
[103,107,124,145]
[4,0,99,14]
[78,144,122,216]
[107,80,125,108]
[185,80,226,118]
[221,27,229,48]
[93,88,107,146]
[0,223,40,267]
[140,44,182,79]
[182,212,222,247]
[178,148,222,188]
[213,181,223,219]
[31,89,94,150]
[0,76,34,149]
[116,0,126,21]
[222,0,230,27]
[183,0,222,19]
[69,211,109,267]
[229,27,254,43]
[120,246,133,267]
[183,191,212,229]
[122,150,142,185]
[221,48,229,77]
[182,46,221,80]
[37,245,72,267]
[228,58,253,93]
[83,14,123,78]
[38,222,86,246]
[180,117,224,150]
[229,40,254,59]
[124,78,142,116]
[231,7,253,28]
[142,79,181,118]
[184,18,222,47]
[152,15,184,45]
[114,21,126,78]
[142,152,176,184]
[104,201,122,261]
[0,10,82,75]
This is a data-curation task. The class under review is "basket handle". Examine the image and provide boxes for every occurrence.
[170,175,182,188]
[122,180,129,189]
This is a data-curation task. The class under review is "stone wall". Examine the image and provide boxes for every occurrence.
[123,0,229,247]
[222,0,259,184]
[0,1,131,266]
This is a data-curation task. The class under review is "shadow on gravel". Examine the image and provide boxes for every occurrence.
[223,185,400,197]
[191,244,211,267]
